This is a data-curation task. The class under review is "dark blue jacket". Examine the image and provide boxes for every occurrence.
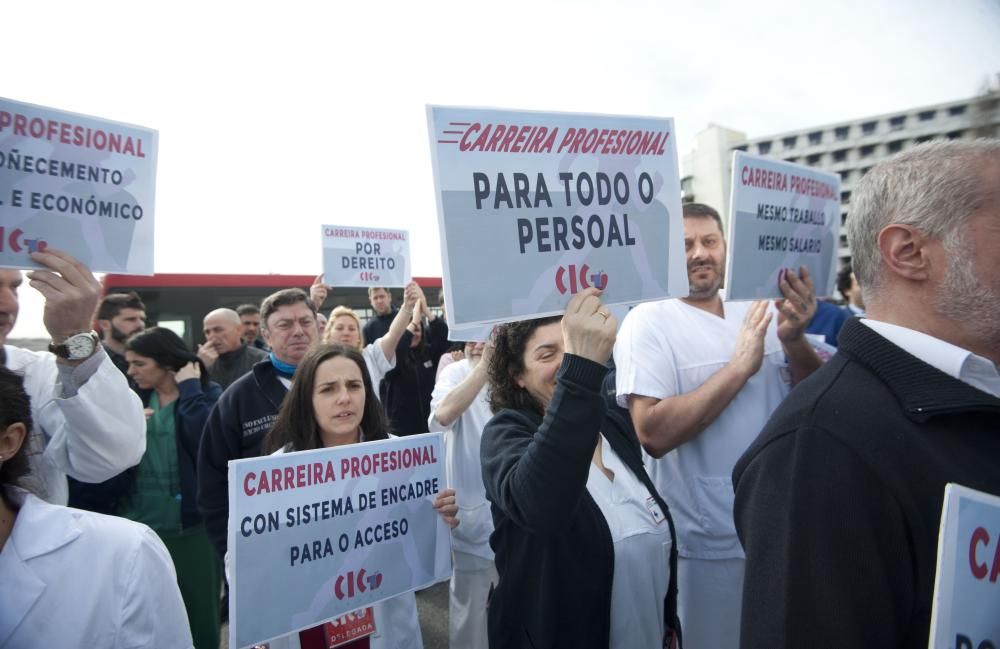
[138,378,222,529]
[67,378,221,531]
[197,360,288,558]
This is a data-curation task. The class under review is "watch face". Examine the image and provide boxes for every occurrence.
[66,333,97,359]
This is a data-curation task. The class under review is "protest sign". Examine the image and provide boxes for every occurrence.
[929,484,1000,649]
[322,225,411,288]
[724,151,840,300]
[447,322,495,343]
[228,433,451,649]
[0,97,157,274]
[427,105,687,327]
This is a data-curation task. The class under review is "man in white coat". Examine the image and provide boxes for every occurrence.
[614,203,820,648]
[0,249,145,504]
[429,340,497,649]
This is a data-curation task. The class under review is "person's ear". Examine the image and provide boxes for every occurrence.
[877,224,934,283]
[0,422,27,462]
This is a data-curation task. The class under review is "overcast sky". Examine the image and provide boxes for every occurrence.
[6,0,1000,338]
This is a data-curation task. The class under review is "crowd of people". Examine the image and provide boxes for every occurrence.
[0,139,997,649]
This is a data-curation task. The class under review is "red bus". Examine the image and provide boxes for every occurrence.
[101,273,443,348]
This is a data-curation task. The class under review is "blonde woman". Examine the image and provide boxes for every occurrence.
[322,282,420,393]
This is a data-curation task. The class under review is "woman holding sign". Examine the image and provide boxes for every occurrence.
[481,288,682,649]
[263,343,458,649]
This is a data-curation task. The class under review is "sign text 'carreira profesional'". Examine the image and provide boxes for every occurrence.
[228,434,451,649]
[427,106,687,327]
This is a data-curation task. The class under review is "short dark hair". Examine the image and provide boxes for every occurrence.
[126,327,210,388]
[265,344,389,453]
[682,202,725,235]
[836,263,854,302]
[0,366,33,493]
[97,292,145,321]
[236,304,260,317]
[487,316,561,415]
[260,289,316,332]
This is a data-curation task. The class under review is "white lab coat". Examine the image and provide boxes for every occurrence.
[0,491,193,648]
[4,345,146,504]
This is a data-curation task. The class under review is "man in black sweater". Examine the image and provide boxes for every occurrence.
[198,308,267,389]
[734,140,1000,648]
[362,286,397,345]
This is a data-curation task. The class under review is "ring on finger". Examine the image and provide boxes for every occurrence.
[596,310,610,321]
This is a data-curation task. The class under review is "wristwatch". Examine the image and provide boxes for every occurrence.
[49,331,100,360]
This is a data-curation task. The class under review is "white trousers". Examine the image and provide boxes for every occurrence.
[450,552,497,649]
[676,556,745,649]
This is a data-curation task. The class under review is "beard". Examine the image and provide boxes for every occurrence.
[110,322,138,343]
[687,261,723,300]
[935,239,1000,349]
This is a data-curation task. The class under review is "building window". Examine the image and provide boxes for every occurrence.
[841,191,851,203]
[808,131,823,145]
[859,145,876,158]
[861,121,877,135]
[782,136,797,149]
[806,153,821,165]
[889,115,906,130]
[887,140,904,153]
[832,149,848,162]
[834,126,849,140]
[947,130,965,140]
[734,144,748,152]
[918,110,936,121]
[915,135,934,143]
[948,105,966,116]
[784,157,799,164]
[839,170,851,181]
[757,141,772,155]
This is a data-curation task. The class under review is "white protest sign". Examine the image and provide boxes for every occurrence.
[322,225,411,288]
[724,151,840,300]
[0,97,157,274]
[929,484,1000,649]
[228,433,451,649]
[447,322,495,343]
[427,106,687,327]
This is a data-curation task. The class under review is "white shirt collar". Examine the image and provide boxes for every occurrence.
[861,318,1000,398]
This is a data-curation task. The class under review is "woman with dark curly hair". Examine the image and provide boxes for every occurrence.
[481,289,681,649]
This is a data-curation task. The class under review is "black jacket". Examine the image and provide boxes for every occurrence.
[381,317,449,435]
[734,319,1000,649]
[481,354,680,649]
[362,309,399,353]
[197,360,289,557]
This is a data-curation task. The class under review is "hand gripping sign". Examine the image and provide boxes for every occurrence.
[0,97,157,274]
[427,105,688,327]
[724,151,841,300]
